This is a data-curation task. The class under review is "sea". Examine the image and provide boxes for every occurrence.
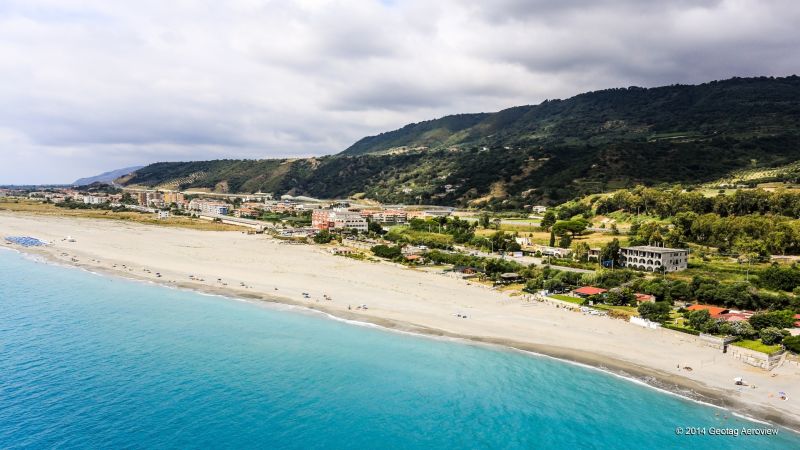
[0,248,798,449]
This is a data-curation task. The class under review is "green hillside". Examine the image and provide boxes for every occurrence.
[120,76,800,208]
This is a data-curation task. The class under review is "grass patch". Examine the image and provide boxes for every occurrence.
[548,294,584,305]
[592,304,638,317]
[731,339,783,355]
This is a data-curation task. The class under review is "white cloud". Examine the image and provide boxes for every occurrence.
[0,0,798,183]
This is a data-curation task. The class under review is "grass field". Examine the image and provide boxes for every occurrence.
[731,339,783,355]
[0,199,244,232]
[548,294,584,305]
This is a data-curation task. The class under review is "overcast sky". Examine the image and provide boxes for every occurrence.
[1,0,799,184]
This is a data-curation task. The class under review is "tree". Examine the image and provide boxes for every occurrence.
[638,301,671,322]
[685,309,712,331]
[759,327,786,345]
[368,220,385,235]
[573,242,590,261]
[552,219,588,238]
[558,234,572,249]
[479,213,490,229]
[719,320,757,339]
[549,230,555,247]
[606,288,635,306]
[541,211,556,230]
[599,238,621,267]
[313,230,333,244]
[749,310,795,330]
[371,244,402,259]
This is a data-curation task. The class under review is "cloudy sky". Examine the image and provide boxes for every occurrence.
[1,0,799,184]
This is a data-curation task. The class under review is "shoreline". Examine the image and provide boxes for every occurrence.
[2,212,799,432]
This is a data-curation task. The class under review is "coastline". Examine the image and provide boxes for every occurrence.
[2,212,799,432]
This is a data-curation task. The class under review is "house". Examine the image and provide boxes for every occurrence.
[530,205,548,214]
[587,248,601,261]
[515,236,532,247]
[794,314,800,328]
[619,245,689,272]
[499,272,521,283]
[157,210,170,220]
[536,245,572,258]
[634,293,656,303]
[573,286,607,297]
[685,304,729,318]
[330,247,354,255]
[405,254,424,263]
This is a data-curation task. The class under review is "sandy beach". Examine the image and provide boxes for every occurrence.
[2,212,799,431]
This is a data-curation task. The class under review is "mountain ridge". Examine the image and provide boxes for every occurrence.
[119,76,800,208]
[75,166,143,186]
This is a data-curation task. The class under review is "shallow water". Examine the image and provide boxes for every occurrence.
[0,249,797,449]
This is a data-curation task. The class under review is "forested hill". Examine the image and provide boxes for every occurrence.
[341,76,800,155]
[120,76,800,208]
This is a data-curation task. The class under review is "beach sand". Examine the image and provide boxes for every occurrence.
[2,212,799,431]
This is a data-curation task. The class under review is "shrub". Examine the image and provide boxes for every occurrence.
[759,327,786,345]
[783,335,800,353]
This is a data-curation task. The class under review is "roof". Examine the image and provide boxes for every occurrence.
[500,272,521,279]
[686,304,729,318]
[405,254,422,260]
[718,313,748,322]
[573,286,607,296]
[635,293,656,302]
[621,245,688,253]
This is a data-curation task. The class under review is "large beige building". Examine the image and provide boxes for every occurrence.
[619,246,688,272]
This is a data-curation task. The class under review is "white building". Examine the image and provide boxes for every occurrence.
[82,195,109,205]
[189,199,229,216]
[619,245,688,272]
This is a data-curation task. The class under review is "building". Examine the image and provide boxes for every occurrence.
[685,304,729,318]
[573,286,607,297]
[531,205,548,214]
[536,245,572,258]
[312,209,367,232]
[189,199,229,215]
[157,210,170,220]
[587,248,601,261]
[634,293,656,303]
[619,245,688,272]
[162,191,185,205]
[82,195,108,205]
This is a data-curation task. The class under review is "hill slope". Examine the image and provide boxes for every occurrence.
[120,76,800,207]
[74,166,143,186]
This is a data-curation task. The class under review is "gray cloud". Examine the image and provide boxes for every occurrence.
[0,0,798,183]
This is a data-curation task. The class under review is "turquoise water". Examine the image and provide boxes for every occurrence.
[0,250,797,449]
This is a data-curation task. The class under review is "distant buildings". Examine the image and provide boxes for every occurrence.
[406,209,452,219]
[360,208,408,224]
[188,199,229,215]
[82,195,109,205]
[619,246,689,272]
[312,209,368,232]
[530,205,548,214]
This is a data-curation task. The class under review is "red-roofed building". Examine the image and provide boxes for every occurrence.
[794,314,800,328]
[686,304,729,318]
[635,293,656,303]
[573,286,608,297]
